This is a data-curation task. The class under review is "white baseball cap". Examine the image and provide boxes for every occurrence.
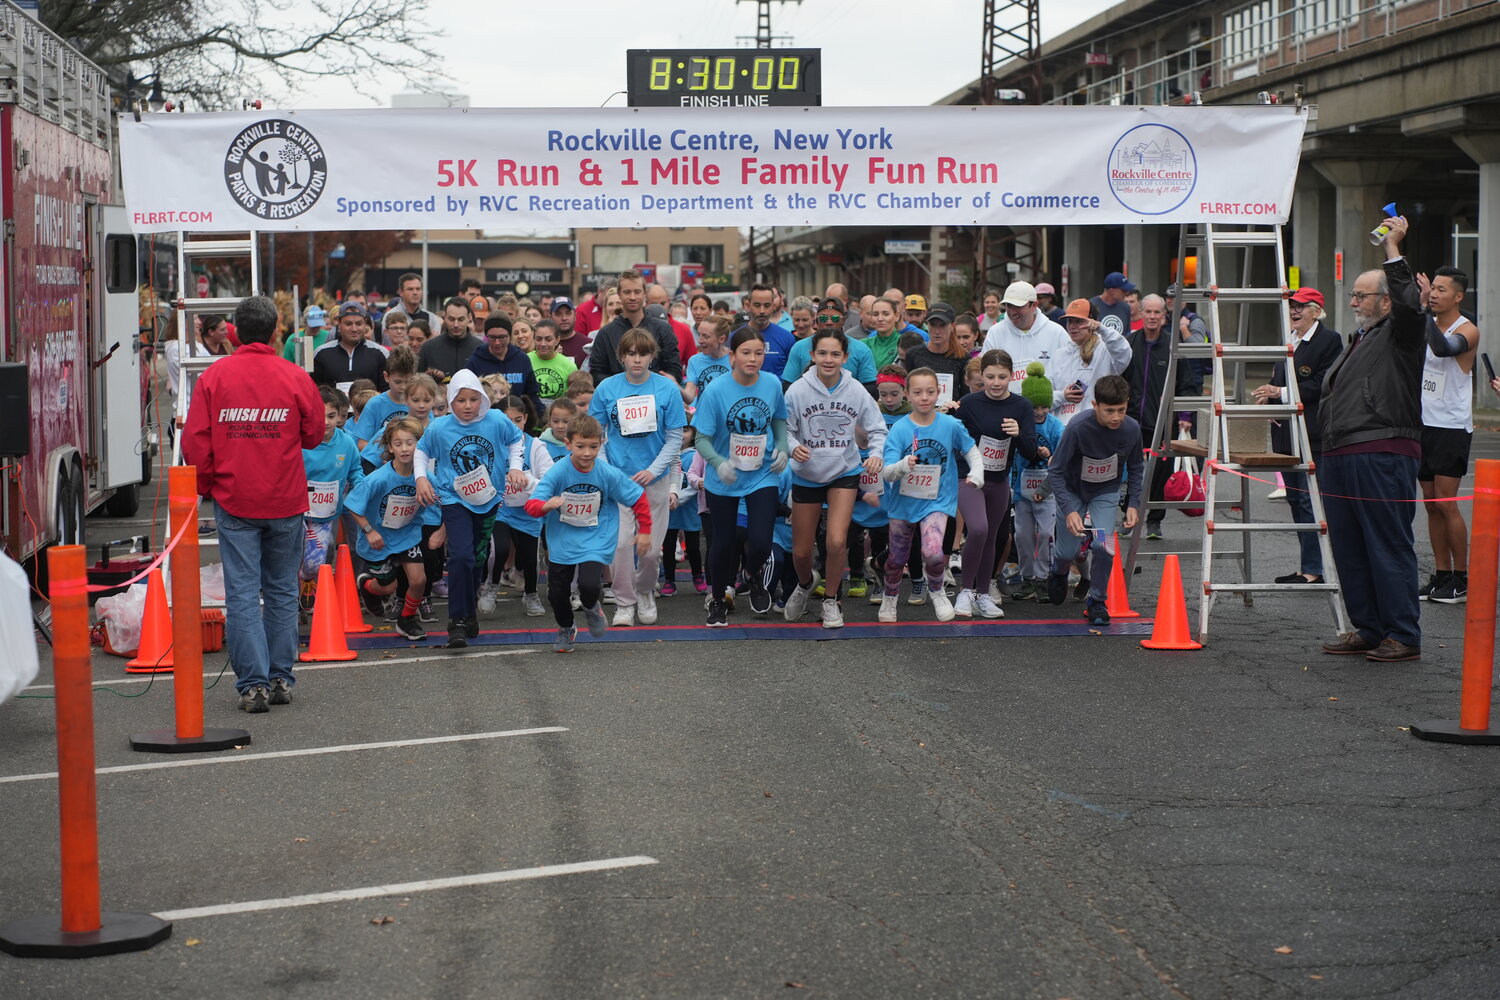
[1000,280,1038,307]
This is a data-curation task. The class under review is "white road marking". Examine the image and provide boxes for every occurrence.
[0,727,566,785]
[20,648,538,692]
[153,856,660,921]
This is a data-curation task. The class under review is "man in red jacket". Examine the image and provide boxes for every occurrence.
[183,295,324,713]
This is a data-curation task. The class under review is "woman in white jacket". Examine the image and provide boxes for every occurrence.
[781,329,888,628]
[1045,298,1133,424]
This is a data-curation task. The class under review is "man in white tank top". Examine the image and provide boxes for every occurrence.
[1416,266,1479,604]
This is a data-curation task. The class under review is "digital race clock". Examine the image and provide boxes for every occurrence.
[626,49,821,108]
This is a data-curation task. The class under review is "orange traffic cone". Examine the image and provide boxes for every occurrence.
[126,569,174,673]
[301,563,357,662]
[335,544,373,634]
[1139,554,1203,650]
[1104,533,1141,619]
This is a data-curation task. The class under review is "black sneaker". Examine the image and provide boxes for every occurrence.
[395,614,427,640]
[748,577,772,615]
[1046,572,1068,606]
[1418,571,1449,601]
[268,678,292,705]
[706,599,729,628]
[238,686,270,713]
[1431,574,1468,605]
[463,616,480,639]
[445,621,468,649]
[1073,575,1091,601]
[1086,599,1110,627]
[418,599,437,623]
[1145,523,1163,541]
[381,595,400,622]
[357,573,384,617]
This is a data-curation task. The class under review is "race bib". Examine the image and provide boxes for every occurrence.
[306,479,339,519]
[1019,468,1050,500]
[729,432,766,471]
[900,463,941,500]
[859,467,880,491]
[336,380,354,396]
[1421,367,1446,401]
[559,492,600,527]
[935,372,955,407]
[453,465,497,506]
[382,495,419,529]
[618,393,658,435]
[979,435,1010,472]
[1081,454,1119,484]
[503,472,538,508]
[1059,401,1078,417]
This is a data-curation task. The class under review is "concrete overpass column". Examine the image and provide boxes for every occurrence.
[1062,225,1100,300]
[1290,168,1335,293]
[1453,132,1500,362]
[1310,158,1420,293]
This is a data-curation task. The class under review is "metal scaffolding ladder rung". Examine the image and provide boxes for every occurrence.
[1126,221,1348,644]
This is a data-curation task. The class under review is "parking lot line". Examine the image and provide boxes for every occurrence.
[0,727,568,785]
[153,856,660,921]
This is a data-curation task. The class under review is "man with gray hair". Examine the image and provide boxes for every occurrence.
[183,295,324,713]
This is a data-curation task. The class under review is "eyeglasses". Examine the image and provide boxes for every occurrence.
[1348,291,1383,302]
[1287,303,1307,310]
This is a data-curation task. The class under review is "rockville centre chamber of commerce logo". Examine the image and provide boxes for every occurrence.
[1106,124,1197,216]
[224,120,329,219]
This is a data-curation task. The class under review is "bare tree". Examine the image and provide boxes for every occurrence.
[40,0,446,109]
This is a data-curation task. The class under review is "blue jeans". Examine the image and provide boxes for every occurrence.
[215,502,302,694]
[440,503,496,620]
[1052,494,1118,604]
[1282,466,1322,576]
[1321,451,1420,647]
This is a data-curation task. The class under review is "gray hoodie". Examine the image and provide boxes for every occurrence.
[785,367,888,485]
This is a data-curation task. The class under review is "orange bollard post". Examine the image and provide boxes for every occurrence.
[0,546,171,957]
[335,543,373,634]
[130,467,250,753]
[123,569,174,672]
[1104,533,1141,619]
[1139,554,1203,650]
[1412,459,1500,744]
[302,563,358,662]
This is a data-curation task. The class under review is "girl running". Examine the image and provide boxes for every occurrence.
[490,395,553,617]
[347,417,434,641]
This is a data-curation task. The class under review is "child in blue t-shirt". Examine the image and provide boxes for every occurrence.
[351,346,417,473]
[345,416,433,641]
[299,384,364,616]
[849,441,888,604]
[525,413,652,653]
[488,395,553,618]
[661,429,704,596]
[414,369,526,648]
[1011,369,1065,601]
[537,396,577,463]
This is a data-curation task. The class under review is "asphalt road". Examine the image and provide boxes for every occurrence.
[2,430,1498,999]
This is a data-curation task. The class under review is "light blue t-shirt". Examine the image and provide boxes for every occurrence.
[496,436,554,538]
[782,335,878,387]
[530,457,645,565]
[345,463,424,561]
[301,428,364,523]
[686,351,732,396]
[851,447,888,529]
[881,413,976,523]
[771,467,794,552]
[353,392,409,466]
[692,371,787,498]
[588,371,687,482]
[668,447,702,532]
[416,409,522,512]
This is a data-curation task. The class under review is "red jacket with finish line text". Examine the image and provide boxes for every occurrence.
[182,342,325,518]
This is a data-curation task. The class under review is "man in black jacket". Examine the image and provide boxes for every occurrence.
[418,296,483,380]
[1125,293,1198,539]
[1252,287,1341,584]
[312,302,387,392]
[588,269,682,384]
[1316,215,1426,663]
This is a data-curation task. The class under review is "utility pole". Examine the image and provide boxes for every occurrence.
[738,0,800,285]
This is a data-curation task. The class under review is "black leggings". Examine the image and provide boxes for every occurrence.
[662,527,703,581]
[491,522,539,593]
[547,560,603,629]
[705,487,777,598]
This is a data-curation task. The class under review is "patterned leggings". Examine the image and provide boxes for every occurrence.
[884,512,949,597]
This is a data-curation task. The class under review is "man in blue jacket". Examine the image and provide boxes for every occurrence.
[465,316,540,416]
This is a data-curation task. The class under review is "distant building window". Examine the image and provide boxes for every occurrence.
[1223,0,1277,65]
[670,245,724,272]
[1291,0,1359,36]
[593,245,649,274]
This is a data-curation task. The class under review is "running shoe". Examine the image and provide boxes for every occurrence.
[1431,575,1468,605]
[570,592,582,611]
[813,579,826,598]
[395,614,427,641]
[974,593,1005,619]
[476,582,497,614]
[1073,575,1091,602]
[1011,581,1038,602]
[430,578,448,598]
[1418,571,1449,601]
[692,574,708,594]
[952,589,976,618]
[1046,572,1068,606]
[356,572,383,618]
[382,595,400,622]
[1086,599,1110,627]
[238,686,270,713]
[931,589,956,622]
[988,579,1005,603]
[445,622,467,649]
[1145,523,1163,541]
[846,577,868,598]
[1001,562,1022,586]
[554,626,576,653]
[638,591,658,624]
[783,581,813,621]
[501,568,525,590]
[583,603,609,638]
[268,678,293,705]
[418,599,437,623]
[878,594,899,623]
[602,585,617,605]
[706,598,729,628]
[907,579,928,606]
[613,604,636,627]
[522,592,546,617]
[660,581,677,597]
[820,599,844,629]
[748,577,772,615]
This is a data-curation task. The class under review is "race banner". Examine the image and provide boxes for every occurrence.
[118,105,1308,233]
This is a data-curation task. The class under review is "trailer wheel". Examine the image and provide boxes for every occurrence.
[103,482,140,518]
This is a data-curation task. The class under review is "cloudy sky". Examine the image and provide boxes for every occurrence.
[294,0,1116,109]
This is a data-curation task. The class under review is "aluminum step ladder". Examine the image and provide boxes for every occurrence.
[1126,222,1348,644]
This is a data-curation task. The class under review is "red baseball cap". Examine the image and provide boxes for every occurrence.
[1289,287,1324,307]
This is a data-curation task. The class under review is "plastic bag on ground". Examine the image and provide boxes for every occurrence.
[0,552,42,704]
[200,562,225,603]
[95,581,148,657]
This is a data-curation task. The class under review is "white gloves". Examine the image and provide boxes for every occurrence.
[716,460,738,485]
[966,469,986,490]
[769,449,788,474]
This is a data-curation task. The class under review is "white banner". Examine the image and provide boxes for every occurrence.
[118,105,1307,233]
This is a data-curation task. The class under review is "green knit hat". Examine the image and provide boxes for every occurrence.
[1020,361,1053,409]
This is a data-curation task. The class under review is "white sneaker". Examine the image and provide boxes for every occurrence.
[501,568,525,590]
[820,598,844,629]
[953,589,976,617]
[1267,487,1286,500]
[931,589,956,622]
[569,592,582,611]
[783,582,812,621]
[637,591,658,624]
[878,594,899,623]
[523,592,545,617]
[908,579,928,606]
[602,585,617,605]
[975,593,1005,619]
[988,579,1003,602]
[476,582,496,613]
[943,569,956,589]
[948,552,962,571]
[869,583,885,605]
[612,604,635,627]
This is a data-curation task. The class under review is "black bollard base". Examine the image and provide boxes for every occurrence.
[1410,719,1500,745]
[0,911,171,958]
[129,726,251,754]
